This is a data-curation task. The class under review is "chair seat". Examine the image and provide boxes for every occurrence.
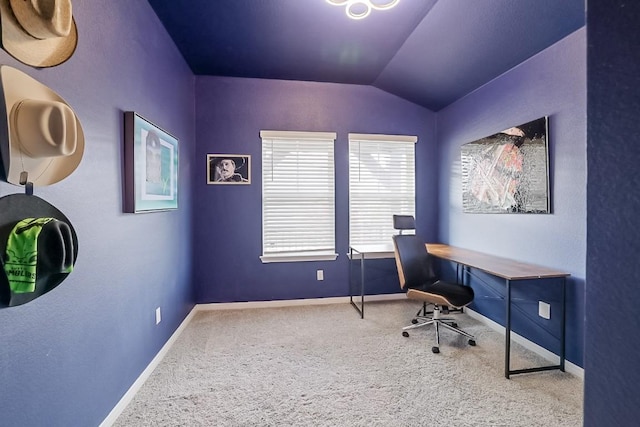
[406,279,474,308]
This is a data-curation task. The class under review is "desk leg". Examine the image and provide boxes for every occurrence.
[349,248,364,319]
[459,265,468,314]
[349,247,354,306]
[505,277,567,378]
[560,277,566,372]
[505,279,512,379]
[360,253,365,319]
[462,265,470,287]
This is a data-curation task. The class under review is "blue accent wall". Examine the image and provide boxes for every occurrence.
[193,77,437,303]
[584,0,640,424]
[436,29,587,367]
[0,1,195,425]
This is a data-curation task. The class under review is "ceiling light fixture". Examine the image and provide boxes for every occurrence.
[326,0,401,20]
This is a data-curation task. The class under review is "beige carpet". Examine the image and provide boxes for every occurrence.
[114,300,583,426]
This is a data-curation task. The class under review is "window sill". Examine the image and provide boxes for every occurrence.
[260,252,338,263]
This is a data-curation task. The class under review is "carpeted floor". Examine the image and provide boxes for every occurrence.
[114,300,583,426]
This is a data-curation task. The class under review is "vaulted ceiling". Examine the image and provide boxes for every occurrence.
[147,0,585,111]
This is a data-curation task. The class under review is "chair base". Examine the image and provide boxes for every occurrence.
[414,302,464,319]
[402,305,476,353]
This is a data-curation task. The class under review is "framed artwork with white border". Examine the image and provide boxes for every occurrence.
[124,112,179,213]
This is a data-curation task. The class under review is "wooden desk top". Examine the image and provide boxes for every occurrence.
[426,243,570,281]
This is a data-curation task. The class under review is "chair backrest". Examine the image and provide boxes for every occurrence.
[392,214,415,235]
[392,234,438,290]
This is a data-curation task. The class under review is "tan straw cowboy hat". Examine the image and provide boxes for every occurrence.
[0,65,85,186]
[0,0,78,67]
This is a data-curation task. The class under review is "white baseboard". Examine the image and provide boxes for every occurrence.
[99,308,198,427]
[465,308,584,380]
[196,293,407,311]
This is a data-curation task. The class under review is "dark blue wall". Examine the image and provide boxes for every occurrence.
[584,0,640,424]
[0,1,195,425]
[436,29,586,367]
[193,77,437,303]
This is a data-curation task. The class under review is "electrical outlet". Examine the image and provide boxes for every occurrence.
[155,307,162,324]
[316,270,324,281]
[538,301,550,319]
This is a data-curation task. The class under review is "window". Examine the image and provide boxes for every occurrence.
[349,133,417,247]
[260,130,337,263]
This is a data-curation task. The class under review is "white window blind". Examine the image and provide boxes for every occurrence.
[349,133,417,247]
[260,130,337,263]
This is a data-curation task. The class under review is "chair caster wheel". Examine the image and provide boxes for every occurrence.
[432,346,440,354]
[468,339,476,346]
[411,318,418,324]
[402,331,409,337]
[451,322,458,328]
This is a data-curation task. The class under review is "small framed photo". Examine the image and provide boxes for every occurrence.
[124,112,179,213]
[207,154,251,185]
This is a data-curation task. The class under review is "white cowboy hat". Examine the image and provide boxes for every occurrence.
[0,0,78,68]
[0,65,84,186]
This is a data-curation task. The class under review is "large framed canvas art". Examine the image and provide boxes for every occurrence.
[124,112,179,213]
[461,117,550,214]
